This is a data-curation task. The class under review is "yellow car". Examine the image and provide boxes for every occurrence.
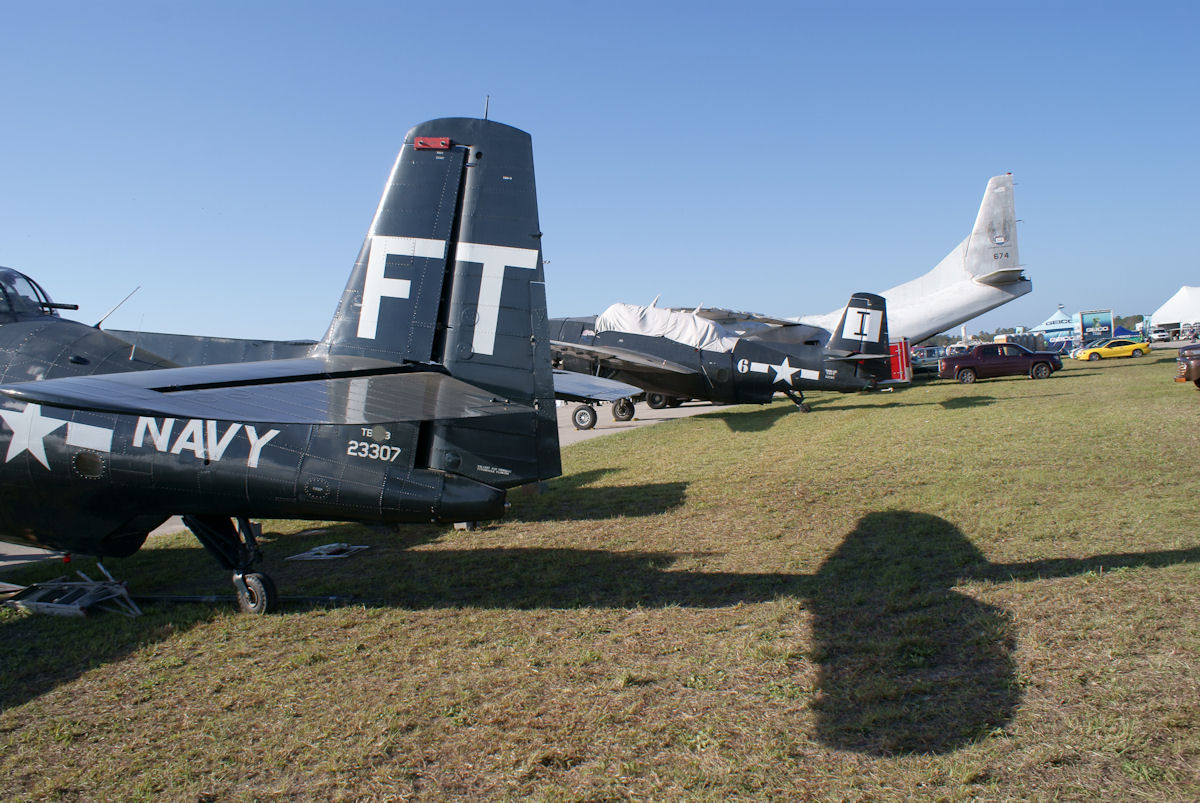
[1074,338,1150,361]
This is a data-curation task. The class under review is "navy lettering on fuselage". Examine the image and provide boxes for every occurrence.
[133,417,280,468]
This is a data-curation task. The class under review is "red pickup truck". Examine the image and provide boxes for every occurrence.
[938,343,1062,383]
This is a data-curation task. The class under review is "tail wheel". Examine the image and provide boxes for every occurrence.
[571,405,598,430]
[957,368,977,384]
[235,572,278,615]
[1031,362,1051,379]
[611,397,635,421]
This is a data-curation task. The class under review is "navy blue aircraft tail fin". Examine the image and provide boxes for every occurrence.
[827,293,889,356]
[318,118,559,487]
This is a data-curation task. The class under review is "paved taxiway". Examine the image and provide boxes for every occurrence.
[0,399,717,573]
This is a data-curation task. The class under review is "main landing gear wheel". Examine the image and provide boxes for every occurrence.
[183,514,278,614]
[572,404,598,430]
[612,397,635,421]
[646,393,668,409]
[234,572,278,615]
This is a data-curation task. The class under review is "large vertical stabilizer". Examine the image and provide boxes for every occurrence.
[799,174,1031,343]
[319,118,559,486]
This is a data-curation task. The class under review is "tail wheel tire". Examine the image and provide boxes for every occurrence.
[957,368,977,384]
[236,572,277,615]
[571,405,598,430]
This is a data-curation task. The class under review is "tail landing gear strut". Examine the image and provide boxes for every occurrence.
[782,388,812,413]
[182,514,278,614]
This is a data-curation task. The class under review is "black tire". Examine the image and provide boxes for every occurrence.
[646,393,668,409]
[1031,362,1051,379]
[1088,352,1100,361]
[571,405,597,430]
[1131,349,1144,357]
[957,368,977,384]
[612,397,634,421]
[236,572,277,615]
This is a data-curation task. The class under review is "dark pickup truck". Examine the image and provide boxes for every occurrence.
[938,343,1062,383]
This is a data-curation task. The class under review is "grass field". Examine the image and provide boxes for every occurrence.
[1,352,1197,801]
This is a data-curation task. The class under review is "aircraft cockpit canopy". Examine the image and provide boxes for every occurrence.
[0,267,76,322]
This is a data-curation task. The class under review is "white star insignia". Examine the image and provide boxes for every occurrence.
[0,403,66,470]
[769,357,802,386]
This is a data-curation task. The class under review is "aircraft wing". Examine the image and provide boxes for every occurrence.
[107,329,317,365]
[552,370,641,402]
[551,340,695,375]
[0,356,531,425]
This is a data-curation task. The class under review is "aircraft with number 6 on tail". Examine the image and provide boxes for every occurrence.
[550,173,1027,418]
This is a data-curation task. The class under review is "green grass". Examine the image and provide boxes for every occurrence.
[1,353,1197,800]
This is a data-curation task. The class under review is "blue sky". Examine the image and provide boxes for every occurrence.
[1,1,1196,340]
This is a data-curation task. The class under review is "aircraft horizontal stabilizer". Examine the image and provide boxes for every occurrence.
[0,358,530,425]
[973,268,1027,287]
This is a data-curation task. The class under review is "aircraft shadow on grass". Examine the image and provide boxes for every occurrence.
[810,390,1077,414]
[702,405,797,432]
[3,511,1197,757]
[508,468,688,521]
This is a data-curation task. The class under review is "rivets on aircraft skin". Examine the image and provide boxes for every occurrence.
[303,481,331,501]
[71,451,105,479]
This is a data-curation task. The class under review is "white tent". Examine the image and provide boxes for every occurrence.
[1150,287,1200,328]
[1030,305,1073,334]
